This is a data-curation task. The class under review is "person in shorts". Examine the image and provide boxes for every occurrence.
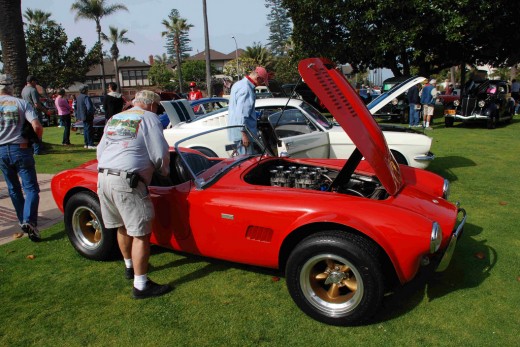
[97,90,171,299]
[420,79,438,130]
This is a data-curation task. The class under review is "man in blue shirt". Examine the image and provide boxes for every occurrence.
[76,85,96,148]
[228,66,269,154]
[420,79,438,130]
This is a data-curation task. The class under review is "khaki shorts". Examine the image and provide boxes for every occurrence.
[97,172,154,237]
[423,104,435,116]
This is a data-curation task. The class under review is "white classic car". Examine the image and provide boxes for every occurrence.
[162,77,435,168]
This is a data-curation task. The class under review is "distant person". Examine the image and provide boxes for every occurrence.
[0,74,43,241]
[97,90,172,299]
[103,82,125,120]
[188,82,204,113]
[420,79,438,130]
[407,83,421,127]
[21,75,48,155]
[228,66,269,154]
[54,89,72,145]
[511,79,520,114]
[76,85,96,149]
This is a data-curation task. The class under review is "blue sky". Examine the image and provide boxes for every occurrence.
[21,0,271,62]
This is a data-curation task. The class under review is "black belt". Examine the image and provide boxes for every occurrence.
[98,168,129,177]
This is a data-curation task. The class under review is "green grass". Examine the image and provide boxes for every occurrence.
[35,126,97,173]
[1,120,519,346]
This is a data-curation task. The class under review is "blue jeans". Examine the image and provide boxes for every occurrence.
[0,144,40,226]
[409,104,420,126]
[83,120,94,146]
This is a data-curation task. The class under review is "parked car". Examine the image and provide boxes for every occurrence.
[51,57,466,326]
[39,97,58,126]
[255,85,272,98]
[71,94,218,141]
[371,76,415,123]
[444,79,514,128]
[163,76,434,169]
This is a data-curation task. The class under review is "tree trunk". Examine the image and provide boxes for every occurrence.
[0,0,28,96]
[113,58,121,90]
[96,20,106,94]
[203,0,212,97]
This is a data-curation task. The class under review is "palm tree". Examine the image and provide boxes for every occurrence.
[23,8,57,28]
[101,26,134,89]
[70,0,128,94]
[243,43,275,70]
[161,12,193,93]
[153,53,172,64]
[0,0,28,95]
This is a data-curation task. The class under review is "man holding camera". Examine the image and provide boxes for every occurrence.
[97,90,171,299]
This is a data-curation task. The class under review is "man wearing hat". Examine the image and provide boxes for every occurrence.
[21,75,47,154]
[0,74,44,241]
[228,66,269,154]
[420,79,438,130]
[97,90,172,299]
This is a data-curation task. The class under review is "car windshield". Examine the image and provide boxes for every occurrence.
[300,101,333,129]
[174,125,270,188]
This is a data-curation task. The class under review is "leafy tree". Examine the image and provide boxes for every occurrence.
[273,56,299,84]
[282,0,520,82]
[70,0,128,93]
[101,26,134,89]
[181,60,217,91]
[223,57,258,78]
[23,8,57,29]
[120,56,135,62]
[265,0,292,56]
[148,62,175,90]
[0,0,28,95]
[161,9,193,94]
[242,43,275,70]
[25,23,98,89]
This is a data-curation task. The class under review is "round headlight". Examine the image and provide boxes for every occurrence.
[478,100,486,108]
[430,222,442,253]
[453,100,460,107]
[391,98,398,105]
[442,179,450,200]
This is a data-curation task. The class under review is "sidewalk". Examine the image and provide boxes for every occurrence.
[0,173,63,245]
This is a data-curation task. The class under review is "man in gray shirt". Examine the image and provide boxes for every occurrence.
[97,90,171,299]
[21,75,46,155]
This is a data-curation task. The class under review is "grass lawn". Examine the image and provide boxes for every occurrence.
[1,120,519,346]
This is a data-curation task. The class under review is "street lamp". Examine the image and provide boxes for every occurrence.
[231,36,240,80]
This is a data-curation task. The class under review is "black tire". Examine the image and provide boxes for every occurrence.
[400,109,409,124]
[64,191,118,260]
[445,117,454,127]
[192,146,218,157]
[285,231,384,326]
[390,150,408,165]
[486,116,496,129]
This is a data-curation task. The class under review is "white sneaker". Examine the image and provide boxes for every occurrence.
[87,145,97,149]
[84,145,88,149]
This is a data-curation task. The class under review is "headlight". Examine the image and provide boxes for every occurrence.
[442,179,450,200]
[453,100,460,107]
[478,100,486,108]
[430,222,442,253]
[391,98,398,105]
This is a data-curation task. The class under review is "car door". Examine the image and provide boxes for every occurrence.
[267,108,329,158]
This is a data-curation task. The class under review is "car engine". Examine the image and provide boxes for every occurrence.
[244,159,387,199]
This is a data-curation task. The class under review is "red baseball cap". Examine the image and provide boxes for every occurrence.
[255,66,269,86]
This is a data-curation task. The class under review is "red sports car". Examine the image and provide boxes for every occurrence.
[51,58,466,326]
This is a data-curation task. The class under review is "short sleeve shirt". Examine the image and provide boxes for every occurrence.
[0,95,38,145]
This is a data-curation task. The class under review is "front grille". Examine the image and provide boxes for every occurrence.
[461,97,477,116]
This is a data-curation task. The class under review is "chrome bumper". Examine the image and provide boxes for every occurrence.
[436,207,467,272]
[414,151,435,162]
[445,114,490,121]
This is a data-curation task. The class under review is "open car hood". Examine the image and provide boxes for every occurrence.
[298,58,402,195]
[367,76,426,115]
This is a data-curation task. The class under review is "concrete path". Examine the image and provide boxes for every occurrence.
[0,173,63,245]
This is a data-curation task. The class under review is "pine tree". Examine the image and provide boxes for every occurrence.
[265,0,292,56]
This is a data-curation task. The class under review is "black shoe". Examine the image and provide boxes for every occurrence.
[21,223,41,242]
[132,280,172,299]
[125,267,134,280]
